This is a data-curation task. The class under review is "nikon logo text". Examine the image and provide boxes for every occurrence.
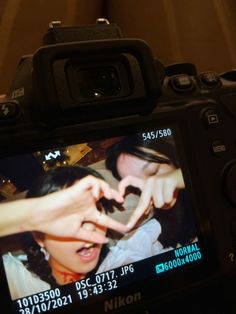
[104,292,141,312]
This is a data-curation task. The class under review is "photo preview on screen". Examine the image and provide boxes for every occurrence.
[0,125,204,314]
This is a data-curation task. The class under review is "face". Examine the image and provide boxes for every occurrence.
[117,147,175,179]
[37,221,106,284]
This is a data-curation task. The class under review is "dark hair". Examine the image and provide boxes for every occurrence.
[154,192,197,248]
[23,165,109,288]
[106,135,196,248]
[26,165,104,198]
[106,134,178,180]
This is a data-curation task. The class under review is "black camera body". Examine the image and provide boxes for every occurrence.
[1,20,161,130]
[1,20,236,314]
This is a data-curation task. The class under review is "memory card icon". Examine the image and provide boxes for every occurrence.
[155,263,165,274]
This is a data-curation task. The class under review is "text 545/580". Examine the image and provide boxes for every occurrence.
[142,128,172,141]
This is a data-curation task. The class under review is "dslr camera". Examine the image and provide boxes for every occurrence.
[1,19,236,314]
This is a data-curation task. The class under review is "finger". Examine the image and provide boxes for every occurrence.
[75,228,109,244]
[74,176,111,200]
[144,201,153,215]
[161,199,177,209]
[161,182,178,209]
[91,211,129,234]
[90,179,101,200]
[155,182,177,209]
[163,182,176,204]
[109,188,124,203]
[96,180,113,199]
[99,181,121,201]
[153,180,165,208]
[118,175,144,195]
[91,180,124,203]
[69,176,98,199]
[126,183,153,229]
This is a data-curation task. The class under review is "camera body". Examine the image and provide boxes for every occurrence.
[1,20,236,314]
[0,20,161,130]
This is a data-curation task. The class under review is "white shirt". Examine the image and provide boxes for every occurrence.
[3,253,50,300]
[97,218,170,273]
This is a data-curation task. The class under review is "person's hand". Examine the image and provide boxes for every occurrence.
[119,168,185,229]
[26,175,128,243]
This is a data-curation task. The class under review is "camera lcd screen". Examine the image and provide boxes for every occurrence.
[0,125,204,314]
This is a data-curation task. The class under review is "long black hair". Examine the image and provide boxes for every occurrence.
[23,165,110,287]
[106,134,179,180]
[106,134,196,248]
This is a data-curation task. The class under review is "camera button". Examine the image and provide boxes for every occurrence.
[170,74,194,92]
[211,140,226,156]
[203,108,221,127]
[199,72,221,87]
[0,102,19,120]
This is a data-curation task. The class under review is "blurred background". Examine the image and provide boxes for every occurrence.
[0,0,236,94]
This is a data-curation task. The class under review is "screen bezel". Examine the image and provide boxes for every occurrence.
[0,113,218,314]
